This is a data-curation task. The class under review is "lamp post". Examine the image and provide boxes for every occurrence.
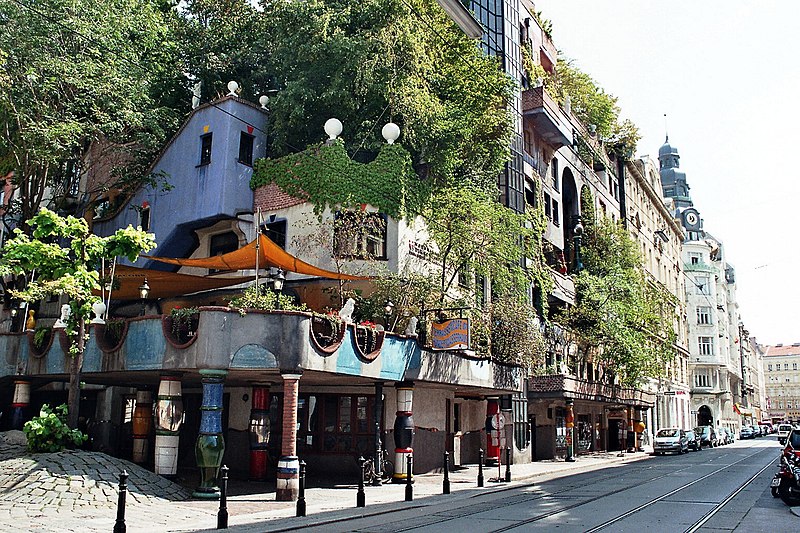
[138,278,150,316]
[272,268,285,309]
[572,218,584,274]
[384,299,394,330]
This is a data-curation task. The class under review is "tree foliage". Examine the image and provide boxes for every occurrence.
[23,404,87,453]
[0,208,155,426]
[0,0,185,227]
[559,217,676,386]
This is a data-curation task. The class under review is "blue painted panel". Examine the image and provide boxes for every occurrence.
[83,336,102,373]
[335,330,363,376]
[45,347,64,374]
[126,320,167,370]
[201,381,224,408]
[379,337,417,380]
[231,344,278,369]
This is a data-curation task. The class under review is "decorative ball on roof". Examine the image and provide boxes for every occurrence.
[324,118,343,140]
[382,122,400,144]
[258,95,269,109]
[226,80,239,97]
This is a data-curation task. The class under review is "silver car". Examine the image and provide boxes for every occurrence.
[654,428,689,455]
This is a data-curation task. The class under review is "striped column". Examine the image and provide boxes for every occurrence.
[392,381,414,483]
[193,369,228,499]
[277,372,301,501]
[249,385,271,482]
[154,376,183,477]
[131,390,153,463]
[10,380,31,430]
[485,397,501,465]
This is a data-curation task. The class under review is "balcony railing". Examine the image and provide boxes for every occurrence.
[521,86,572,149]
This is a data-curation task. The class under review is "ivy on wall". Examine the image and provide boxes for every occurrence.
[251,140,428,219]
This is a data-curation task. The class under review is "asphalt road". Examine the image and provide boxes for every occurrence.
[304,438,798,532]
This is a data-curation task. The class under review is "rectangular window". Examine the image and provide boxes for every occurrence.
[694,372,710,387]
[333,211,387,260]
[209,231,239,274]
[238,132,255,166]
[689,252,702,265]
[795,363,798,370]
[199,133,213,166]
[696,306,712,325]
[552,199,560,226]
[551,158,559,190]
[785,363,790,371]
[139,206,151,232]
[698,336,713,356]
[262,219,287,249]
[769,364,773,371]
[544,192,552,219]
[696,276,711,295]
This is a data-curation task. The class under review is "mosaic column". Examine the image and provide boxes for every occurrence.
[10,380,31,430]
[392,381,414,483]
[154,375,183,477]
[193,369,228,499]
[277,372,301,501]
[249,384,271,482]
[565,398,575,462]
[485,397,501,465]
[131,390,153,464]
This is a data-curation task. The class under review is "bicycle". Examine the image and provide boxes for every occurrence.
[360,450,394,485]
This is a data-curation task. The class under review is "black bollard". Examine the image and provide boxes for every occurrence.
[505,447,511,482]
[296,460,307,517]
[357,456,366,508]
[217,465,229,529]
[477,449,484,487]
[113,470,128,533]
[404,455,413,502]
[443,451,450,494]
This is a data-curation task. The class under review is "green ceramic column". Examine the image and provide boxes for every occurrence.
[193,369,228,499]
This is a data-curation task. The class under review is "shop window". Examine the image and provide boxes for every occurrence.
[199,133,213,166]
[238,132,255,166]
[262,219,287,249]
[333,211,387,260]
[512,395,529,450]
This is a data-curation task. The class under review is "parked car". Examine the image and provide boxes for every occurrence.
[686,429,702,451]
[695,426,717,447]
[778,423,794,445]
[721,427,735,445]
[740,425,754,439]
[654,428,689,455]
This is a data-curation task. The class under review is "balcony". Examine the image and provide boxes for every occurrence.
[522,87,573,149]
[529,374,656,408]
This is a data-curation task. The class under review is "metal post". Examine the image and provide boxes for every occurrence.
[217,465,228,529]
[477,448,484,487]
[443,451,450,494]
[296,461,307,517]
[504,447,511,482]
[113,470,128,533]
[404,455,413,502]
[357,456,366,508]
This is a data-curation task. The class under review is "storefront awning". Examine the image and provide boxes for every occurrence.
[143,234,368,281]
[95,265,253,300]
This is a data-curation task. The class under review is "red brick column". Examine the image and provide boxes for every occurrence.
[277,372,301,501]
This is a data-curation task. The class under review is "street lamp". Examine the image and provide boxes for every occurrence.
[139,278,150,316]
[384,299,395,329]
[572,218,584,274]
[271,268,285,309]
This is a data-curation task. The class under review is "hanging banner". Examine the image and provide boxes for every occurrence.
[430,318,470,351]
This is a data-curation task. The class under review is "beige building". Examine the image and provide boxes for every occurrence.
[763,344,800,424]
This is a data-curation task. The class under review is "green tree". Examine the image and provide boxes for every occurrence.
[0,0,185,228]
[0,208,155,428]
[559,217,676,386]
[260,0,514,192]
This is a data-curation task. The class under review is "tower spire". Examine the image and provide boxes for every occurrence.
[664,113,669,143]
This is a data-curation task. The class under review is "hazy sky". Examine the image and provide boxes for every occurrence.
[534,0,800,345]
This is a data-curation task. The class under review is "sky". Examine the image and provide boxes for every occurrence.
[533,0,800,345]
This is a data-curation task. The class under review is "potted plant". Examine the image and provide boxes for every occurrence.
[163,306,200,346]
[310,310,346,352]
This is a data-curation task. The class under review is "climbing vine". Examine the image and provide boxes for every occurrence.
[251,140,428,219]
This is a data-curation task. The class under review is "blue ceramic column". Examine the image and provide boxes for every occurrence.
[193,369,228,499]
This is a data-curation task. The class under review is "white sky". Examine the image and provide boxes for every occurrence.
[534,0,800,345]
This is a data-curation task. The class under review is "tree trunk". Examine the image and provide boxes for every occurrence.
[66,317,86,429]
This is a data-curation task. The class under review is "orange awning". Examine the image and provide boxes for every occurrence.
[95,265,253,300]
[143,234,368,281]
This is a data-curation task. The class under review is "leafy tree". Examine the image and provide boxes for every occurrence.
[23,403,87,453]
[260,0,515,192]
[0,0,185,229]
[559,217,676,386]
[0,209,155,428]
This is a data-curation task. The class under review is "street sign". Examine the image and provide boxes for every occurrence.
[663,391,676,396]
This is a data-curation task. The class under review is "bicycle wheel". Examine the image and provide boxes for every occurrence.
[382,459,394,479]
[362,460,376,483]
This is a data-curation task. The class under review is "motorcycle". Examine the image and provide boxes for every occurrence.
[773,453,800,506]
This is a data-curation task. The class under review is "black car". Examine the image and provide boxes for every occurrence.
[694,426,716,447]
[686,429,702,451]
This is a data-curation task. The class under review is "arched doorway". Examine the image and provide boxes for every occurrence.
[697,405,713,426]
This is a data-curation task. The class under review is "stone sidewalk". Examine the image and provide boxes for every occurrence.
[0,439,656,532]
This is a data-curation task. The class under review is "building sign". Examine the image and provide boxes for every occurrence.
[430,318,470,351]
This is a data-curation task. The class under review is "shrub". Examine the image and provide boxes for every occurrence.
[23,404,87,453]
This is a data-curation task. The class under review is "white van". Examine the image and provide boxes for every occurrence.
[778,423,794,444]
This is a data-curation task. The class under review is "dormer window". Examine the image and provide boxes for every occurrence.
[199,133,213,166]
[238,132,255,166]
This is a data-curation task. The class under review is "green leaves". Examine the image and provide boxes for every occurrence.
[23,404,88,453]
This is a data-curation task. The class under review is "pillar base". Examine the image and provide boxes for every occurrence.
[276,456,299,501]
[191,487,220,499]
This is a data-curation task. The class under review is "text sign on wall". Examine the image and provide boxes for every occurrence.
[430,318,470,351]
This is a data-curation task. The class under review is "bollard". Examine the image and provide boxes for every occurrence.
[217,465,229,529]
[113,470,128,533]
[296,461,307,517]
[477,449,484,487]
[443,451,450,494]
[405,455,413,502]
[357,456,366,508]
[505,447,511,482]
